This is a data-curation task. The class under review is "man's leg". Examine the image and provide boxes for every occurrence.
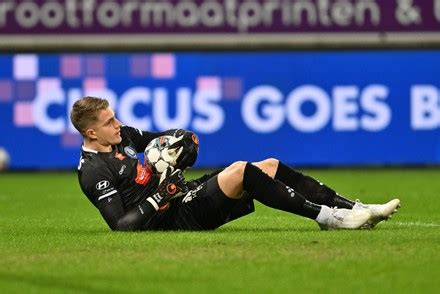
[252,158,400,227]
[217,161,371,229]
[219,161,320,219]
[268,159,355,208]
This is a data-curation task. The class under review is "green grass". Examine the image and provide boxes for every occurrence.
[1,168,439,293]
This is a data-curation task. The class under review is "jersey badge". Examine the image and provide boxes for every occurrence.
[124,146,137,159]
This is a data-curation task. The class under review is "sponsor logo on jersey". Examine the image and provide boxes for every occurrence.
[135,162,152,185]
[96,180,110,190]
[102,188,114,194]
[124,146,137,159]
[118,165,126,175]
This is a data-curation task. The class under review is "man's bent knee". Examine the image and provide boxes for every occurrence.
[253,158,279,178]
[217,161,247,199]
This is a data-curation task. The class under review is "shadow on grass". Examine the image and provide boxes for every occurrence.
[5,226,320,238]
[11,223,391,236]
[68,225,322,234]
[0,271,115,294]
[43,224,407,235]
[215,226,319,233]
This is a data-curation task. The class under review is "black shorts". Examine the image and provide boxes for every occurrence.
[149,175,255,231]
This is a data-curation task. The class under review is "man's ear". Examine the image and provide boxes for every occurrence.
[85,128,97,140]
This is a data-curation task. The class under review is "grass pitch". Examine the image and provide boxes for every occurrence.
[0,168,439,293]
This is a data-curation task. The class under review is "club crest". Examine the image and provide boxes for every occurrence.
[124,146,137,159]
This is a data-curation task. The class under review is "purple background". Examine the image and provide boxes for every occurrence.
[1,0,439,34]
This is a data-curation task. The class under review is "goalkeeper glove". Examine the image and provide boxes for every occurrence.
[166,129,199,170]
[146,167,188,211]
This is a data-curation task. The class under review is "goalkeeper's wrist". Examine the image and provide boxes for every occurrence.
[146,195,168,211]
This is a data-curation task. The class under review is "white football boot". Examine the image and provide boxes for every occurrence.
[317,206,372,230]
[353,198,401,228]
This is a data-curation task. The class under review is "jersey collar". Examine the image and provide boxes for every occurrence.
[82,145,98,154]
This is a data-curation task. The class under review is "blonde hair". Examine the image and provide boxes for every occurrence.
[70,96,109,136]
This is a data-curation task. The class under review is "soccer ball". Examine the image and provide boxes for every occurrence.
[0,147,10,171]
[144,135,179,173]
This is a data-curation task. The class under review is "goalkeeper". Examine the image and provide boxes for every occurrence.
[70,96,400,231]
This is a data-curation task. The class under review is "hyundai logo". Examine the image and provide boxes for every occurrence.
[96,180,110,190]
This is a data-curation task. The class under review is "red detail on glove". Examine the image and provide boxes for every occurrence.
[191,133,199,145]
[159,203,170,211]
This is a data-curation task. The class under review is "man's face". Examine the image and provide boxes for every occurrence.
[88,108,122,146]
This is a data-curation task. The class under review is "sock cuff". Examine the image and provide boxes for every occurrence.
[275,161,302,183]
[243,162,258,190]
[243,162,274,196]
[274,161,287,181]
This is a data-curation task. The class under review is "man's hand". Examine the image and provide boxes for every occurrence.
[146,167,188,211]
[166,129,199,170]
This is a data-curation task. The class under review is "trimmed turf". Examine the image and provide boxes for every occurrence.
[1,168,439,293]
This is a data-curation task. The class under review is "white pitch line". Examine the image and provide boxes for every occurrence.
[393,221,440,228]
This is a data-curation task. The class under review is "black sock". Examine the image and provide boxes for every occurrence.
[274,162,355,209]
[243,163,321,220]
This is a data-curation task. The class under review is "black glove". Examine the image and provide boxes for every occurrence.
[165,129,185,138]
[166,129,199,170]
[146,167,188,211]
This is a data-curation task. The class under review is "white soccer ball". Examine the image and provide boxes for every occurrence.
[144,135,179,173]
[0,147,10,171]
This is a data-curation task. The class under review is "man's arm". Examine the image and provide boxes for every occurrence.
[81,164,160,231]
[96,192,157,231]
[96,168,188,231]
[121,126,169,153]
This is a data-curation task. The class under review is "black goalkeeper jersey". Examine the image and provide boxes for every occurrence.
[76,126,250,231]
[77,126,167,230]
